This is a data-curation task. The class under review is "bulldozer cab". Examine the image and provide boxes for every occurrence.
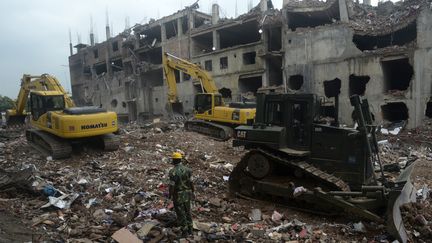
[256,93,317,150]
[194,93,223,115]
[29,92,65,121]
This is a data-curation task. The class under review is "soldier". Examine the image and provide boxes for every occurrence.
[168,152,194,237]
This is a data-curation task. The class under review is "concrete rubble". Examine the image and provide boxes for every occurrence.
[0,117,431,242]
[1,0,432,241]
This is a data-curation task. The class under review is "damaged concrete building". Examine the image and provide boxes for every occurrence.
[68,0,432,128]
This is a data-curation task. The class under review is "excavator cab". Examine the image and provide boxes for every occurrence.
[29,92,65,121]
[194,93,223,116]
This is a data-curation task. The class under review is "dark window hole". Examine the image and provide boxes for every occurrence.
[288,75,304,90]
[381,102,408,122]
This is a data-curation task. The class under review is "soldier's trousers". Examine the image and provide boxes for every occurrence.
[174,199,192,233]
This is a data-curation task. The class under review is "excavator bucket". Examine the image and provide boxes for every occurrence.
[169,102,186,121]
[386,162,417,243]
[5,114,27,127]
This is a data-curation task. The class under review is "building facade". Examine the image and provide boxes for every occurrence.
[69,0,432,128]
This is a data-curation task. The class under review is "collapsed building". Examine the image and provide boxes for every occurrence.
[68,0,432,128]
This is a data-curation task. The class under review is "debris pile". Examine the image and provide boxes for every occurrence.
[349,0,426,34]
[0,119,431,241]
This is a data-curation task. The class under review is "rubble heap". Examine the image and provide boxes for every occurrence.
[349,0,428,34]
[0,119,431,242]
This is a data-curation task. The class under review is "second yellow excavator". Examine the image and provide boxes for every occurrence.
[163,52,256,140]
[6,74,119,159]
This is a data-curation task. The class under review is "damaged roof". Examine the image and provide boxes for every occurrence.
[349,0,428,35]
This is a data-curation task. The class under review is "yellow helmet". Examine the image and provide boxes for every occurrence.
[172,152,183,159]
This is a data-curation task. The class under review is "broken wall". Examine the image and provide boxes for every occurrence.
[191,43,265,100]
[68,0,432,127]
[282,5,432,129]
[412,9,432,127]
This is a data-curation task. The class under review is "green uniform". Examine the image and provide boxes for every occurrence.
[169,163,193,235]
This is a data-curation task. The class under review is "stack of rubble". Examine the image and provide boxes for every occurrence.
[0,119,431,242]
[349,0,426,34]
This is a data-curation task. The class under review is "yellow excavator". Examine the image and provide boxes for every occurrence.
[163,52,256,140]
[6,74,119,159]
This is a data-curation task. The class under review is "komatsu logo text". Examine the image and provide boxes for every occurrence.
[81,123,107,130]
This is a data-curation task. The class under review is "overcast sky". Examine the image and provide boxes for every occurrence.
[0,0,383,98]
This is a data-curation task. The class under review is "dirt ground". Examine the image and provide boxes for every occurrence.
[0,121,431,242]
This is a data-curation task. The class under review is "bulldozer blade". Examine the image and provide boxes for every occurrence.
[6,115,27,127]
[170,102,186,121]
[386,162,417,243]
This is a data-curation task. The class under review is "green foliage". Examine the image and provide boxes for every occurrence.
[0,95,15,112]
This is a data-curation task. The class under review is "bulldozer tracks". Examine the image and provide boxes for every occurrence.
[229,148,350,198]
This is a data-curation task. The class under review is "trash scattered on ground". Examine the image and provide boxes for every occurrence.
[353,222,367,233]
[0,119,431,241]
[249,208,262,221]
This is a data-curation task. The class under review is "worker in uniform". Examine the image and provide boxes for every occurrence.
[168,152,194,237]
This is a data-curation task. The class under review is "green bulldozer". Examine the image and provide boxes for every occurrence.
[229,92,416,242]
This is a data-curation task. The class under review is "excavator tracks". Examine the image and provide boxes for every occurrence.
[185,120,233,141]
[26,129,72,159]
[229,148,350,209]
[101,134,120,151]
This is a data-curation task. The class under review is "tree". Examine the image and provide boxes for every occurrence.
[0,95,15,112]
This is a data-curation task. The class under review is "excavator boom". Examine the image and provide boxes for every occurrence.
[162,52,220,119]
[7,74,75,126]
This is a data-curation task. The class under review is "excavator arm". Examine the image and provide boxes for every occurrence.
[162,52,219,104]
[7,74,75,125]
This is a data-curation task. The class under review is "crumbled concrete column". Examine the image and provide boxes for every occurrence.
[262,61,270,87]
[105,46,112,78]
[212,4,219,25]
[106,25,110,41]
[90,33,95,46]
[260,0,268,12]
[188,12,195,30]
[177,18,183,37]
[338,0,349,23]
[161,24,167,42]
[212,30,220,51]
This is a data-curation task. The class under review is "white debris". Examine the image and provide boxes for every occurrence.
[85,198,97,209]
[123,146,135,153]
[249,208,262,221]
[389,127,402,135]
[223,163,233,171]
[293,186,307,197]
[41,193,80,209]
[271,210,283,223]
[353,222,366,233]
[380,128,389,135]
[77,178,89,185]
